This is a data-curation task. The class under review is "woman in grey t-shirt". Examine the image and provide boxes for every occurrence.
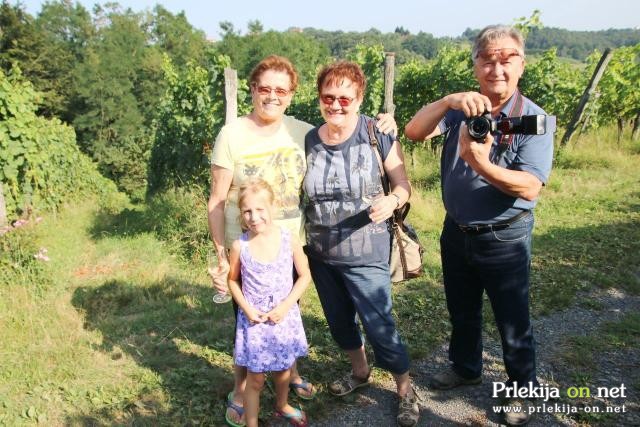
[303,61,420,427]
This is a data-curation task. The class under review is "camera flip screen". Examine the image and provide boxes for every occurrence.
[467,114,557,140]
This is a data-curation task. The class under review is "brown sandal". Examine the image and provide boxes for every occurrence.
[396,386,420,427]
[328,370,371,396]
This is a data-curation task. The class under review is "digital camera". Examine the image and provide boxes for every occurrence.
[466,113,556,141]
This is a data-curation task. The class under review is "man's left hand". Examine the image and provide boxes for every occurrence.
[459,122,493,168]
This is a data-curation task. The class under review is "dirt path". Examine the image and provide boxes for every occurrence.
[309,288,640,426]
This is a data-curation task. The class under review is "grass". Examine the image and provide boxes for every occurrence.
[1,127,639,425]
[531,130,640,314]
[561,312,640,371]
[555,312,640,424]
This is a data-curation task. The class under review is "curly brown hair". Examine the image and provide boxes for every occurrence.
[249,55,299,92]
[316,61,366,99]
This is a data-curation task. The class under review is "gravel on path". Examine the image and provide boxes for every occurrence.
[308,288,640,427]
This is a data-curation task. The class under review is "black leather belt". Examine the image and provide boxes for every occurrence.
[458,210,531,235]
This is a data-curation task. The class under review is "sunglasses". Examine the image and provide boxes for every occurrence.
[254,85,291,97]
[320,94,355,107]
[476,48,522,62]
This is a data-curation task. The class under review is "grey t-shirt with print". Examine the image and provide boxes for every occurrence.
[303,115,395,266]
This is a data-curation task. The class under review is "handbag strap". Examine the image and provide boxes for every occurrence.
[366,119,389,193]
[367,120,412,279]
[366,120,409,224]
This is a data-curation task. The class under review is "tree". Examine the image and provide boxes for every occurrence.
[150,5,208,69]
[588,45,640,140]
[347,44,385,117]
[147,53,250,194]
[218,20,238,38]
[215,30,330,85]
[247,19,263,36]
[35,0,93,120]
[519,48,584,124]
[0,67,120,220]
[0,1,93,120]
[513,9,543,39]
[401,31,441,60]
[0,2,39,71]
[395,45,476,135]
[72,5,164,199]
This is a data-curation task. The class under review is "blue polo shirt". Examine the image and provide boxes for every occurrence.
[438,91,554,225]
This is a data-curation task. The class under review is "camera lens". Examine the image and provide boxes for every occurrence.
[467,116,491,140]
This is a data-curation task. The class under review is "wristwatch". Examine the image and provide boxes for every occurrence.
[391,193,401,209]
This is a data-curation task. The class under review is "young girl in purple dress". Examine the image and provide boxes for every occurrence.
[227,179,311,427]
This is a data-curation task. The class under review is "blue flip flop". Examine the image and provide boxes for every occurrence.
[289,377,317,400]
[225,392,246,427]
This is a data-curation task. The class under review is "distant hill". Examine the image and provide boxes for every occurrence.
[462,27,640,60]
[301,26,639,62]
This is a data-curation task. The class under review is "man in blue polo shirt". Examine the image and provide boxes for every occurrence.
[405,24,553,425]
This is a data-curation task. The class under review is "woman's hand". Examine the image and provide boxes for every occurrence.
[208,259,230,294]
[368,194,398,224]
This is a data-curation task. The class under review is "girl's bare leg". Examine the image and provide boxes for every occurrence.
[244,371,265,427]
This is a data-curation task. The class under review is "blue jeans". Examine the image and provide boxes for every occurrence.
[440,213,537,385]
[308,259,410,375]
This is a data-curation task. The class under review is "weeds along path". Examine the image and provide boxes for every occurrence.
[1,202,236,425]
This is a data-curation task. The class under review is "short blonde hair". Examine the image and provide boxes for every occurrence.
[237,178,275,230]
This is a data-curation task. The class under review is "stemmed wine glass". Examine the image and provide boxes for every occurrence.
[361,183,383,211]
[208,249,231,304]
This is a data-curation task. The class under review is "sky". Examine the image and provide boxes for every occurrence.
[18,0,640,39]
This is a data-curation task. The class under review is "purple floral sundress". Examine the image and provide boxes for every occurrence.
[234,227,308,373]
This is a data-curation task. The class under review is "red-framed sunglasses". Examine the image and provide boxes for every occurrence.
[320,94,355,107]
[253,85,291,97]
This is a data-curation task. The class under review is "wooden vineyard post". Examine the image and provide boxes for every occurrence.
[561,48,613,146]
[383,52,396,116]
[224,67,238,124]
[0,182,7,228]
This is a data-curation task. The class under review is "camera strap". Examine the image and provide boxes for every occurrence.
[493,90,524,163]
[499,90,524,147]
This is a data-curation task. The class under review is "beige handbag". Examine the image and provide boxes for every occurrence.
[389,205,424,283]
[367,121,424,283]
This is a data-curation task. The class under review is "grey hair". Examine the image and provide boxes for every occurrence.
[471,25,525,61]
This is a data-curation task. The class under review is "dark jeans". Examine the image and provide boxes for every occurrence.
[308,259,410,375]
[440,213,537,385]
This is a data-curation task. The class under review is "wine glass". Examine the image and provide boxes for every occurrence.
[361,183,383,211]
[208,249,231,304]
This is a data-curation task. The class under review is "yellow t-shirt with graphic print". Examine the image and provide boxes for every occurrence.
[211,115,313,248]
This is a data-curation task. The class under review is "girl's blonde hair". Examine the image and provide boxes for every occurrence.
[237,178,275,230]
